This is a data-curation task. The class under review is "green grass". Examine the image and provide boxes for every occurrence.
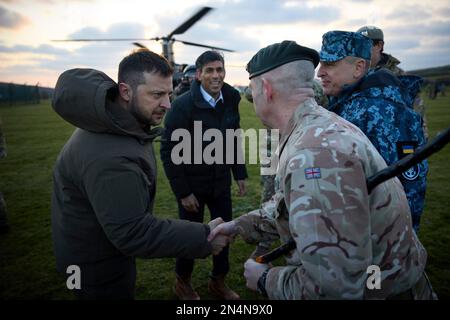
[0,95,449,300]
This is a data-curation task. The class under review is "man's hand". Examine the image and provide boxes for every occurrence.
[244,259,270,291]
[236,180,246,196]
[208,218,230,255]
[208,217,224,230]
[181,194,199,213]
[207,220,237,242]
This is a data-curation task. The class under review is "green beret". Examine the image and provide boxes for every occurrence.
[246,40,319,79]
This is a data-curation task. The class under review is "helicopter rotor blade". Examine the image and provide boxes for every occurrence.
[52,38,154,42]
[175,39,234,52]
[132,42,148,49]
[167,6,213,38]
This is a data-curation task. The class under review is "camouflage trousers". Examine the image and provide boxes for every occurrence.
[260,174,275,204]
[252,173,277,259]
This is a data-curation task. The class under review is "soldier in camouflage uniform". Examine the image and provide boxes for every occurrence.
[244,80,328,204]
[0,117,9,234]
[208,40,435,299]
[357,25,429,139]
[318,31,428,233]
[245,79,328,257]
[312,79,328,109]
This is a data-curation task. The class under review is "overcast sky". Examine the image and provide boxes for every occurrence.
[1,0,449,87]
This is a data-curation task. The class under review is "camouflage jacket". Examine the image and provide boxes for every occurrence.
[375,53,405,76]
[235,99,427,299]
[327,69,428,230]
[375,55,426,123]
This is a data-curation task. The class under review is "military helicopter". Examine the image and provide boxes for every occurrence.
[53,6,235,86]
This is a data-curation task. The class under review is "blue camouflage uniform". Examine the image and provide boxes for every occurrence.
[397,75,424,110]
[321,31,428,232]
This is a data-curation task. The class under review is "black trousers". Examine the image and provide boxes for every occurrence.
[176,188,232,277]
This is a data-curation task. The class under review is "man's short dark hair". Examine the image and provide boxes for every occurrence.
[372,39,383,46]
[195,50,224,71]
[118,49,173,89]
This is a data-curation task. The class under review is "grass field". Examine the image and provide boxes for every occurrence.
[0,94,449,300]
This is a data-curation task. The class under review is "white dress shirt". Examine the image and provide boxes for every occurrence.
[200,85,224,108]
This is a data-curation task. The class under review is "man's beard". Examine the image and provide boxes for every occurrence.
[130,96,152,127]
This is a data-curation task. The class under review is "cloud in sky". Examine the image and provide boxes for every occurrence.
[68,22,147,39]
[0,0,449,86]
[154,0,341,34]
[0,43,70,55]
[0,5,28,29]
[386,5,432,20]
[211,0,341,26]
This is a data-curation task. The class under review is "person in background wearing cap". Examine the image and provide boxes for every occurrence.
[357,25,404,75]
[318,31,428,233]
[160,50,247,300]
[357,25,429,140]
[208,40,435,299]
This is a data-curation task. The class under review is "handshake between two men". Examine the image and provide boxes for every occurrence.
[207,218,269,294]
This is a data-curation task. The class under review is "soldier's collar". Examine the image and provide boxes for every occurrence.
[279,98,316,155]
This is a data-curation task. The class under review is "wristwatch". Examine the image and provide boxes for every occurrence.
[257,268,270,298]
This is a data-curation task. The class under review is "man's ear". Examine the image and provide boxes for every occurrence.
[118,82,132,103]
[354,59,367,79]
[375,41,384,53]
[195,69,201,81]
[262,78,273,102]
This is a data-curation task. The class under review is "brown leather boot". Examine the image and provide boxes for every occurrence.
[174,274,200,300]
[208,274,240,300]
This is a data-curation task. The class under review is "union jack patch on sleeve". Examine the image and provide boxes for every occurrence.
[305,167,321,180]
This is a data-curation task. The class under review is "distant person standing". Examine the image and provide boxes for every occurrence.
[428,81,437,99]
[0,117,9,234]
[438,82,446,97]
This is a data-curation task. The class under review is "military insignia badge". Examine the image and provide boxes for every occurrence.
[397,141,420,181]
[402,164,420,181]
[401,144,415,155]
[305,167,321,179]
[397,141,417,159]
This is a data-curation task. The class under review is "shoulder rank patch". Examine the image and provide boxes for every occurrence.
[305,167,321,180]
